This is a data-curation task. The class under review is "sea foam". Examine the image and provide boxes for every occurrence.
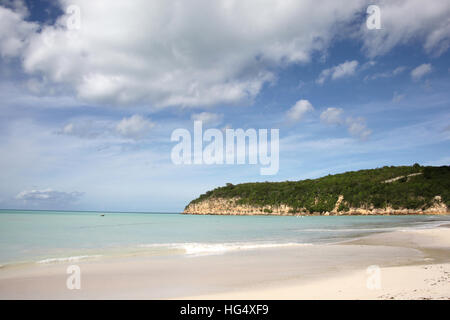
[37,255,102,264]
[139,242,311,256]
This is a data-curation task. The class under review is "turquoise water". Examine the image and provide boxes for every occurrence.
[0,210,449,265]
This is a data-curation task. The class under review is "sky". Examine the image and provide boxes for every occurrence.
[0,0,449,212]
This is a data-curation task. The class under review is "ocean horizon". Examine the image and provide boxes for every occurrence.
[1,209,449,267]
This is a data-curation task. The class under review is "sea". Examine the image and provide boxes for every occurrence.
[1,209,449,267]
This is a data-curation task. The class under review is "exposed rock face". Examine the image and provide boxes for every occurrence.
[331,195,344,214]
[183,197,296,215]
[183,195,449,216]
[382,172,423,183]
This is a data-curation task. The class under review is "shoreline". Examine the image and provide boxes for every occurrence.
[183,225,450,300]
[0,224,449,299]
[3,215,447,270]
[183,211,450,216]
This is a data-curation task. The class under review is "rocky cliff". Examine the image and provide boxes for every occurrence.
[183,165,450,216]
[183,195,449,216]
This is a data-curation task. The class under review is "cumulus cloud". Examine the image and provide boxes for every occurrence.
[316,60,359,84]
[411,63,432,81]
[320,107,344,125]
[286,99,314,122]
[115,115,155,139]
[320,107,371,140]
[361,0,450,57]
[0,0,368,107]
[15,188,83,207]
[345,117,372,140]
[0,4,37,57]
[191,112,223,126]
[2,1,449,108]
[1,1,449,108]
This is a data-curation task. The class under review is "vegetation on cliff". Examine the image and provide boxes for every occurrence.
[186,164,450,213]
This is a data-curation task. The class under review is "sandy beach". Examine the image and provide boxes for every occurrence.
[186,226,450,300]
[0,224,449,300]
[2,0,450,307]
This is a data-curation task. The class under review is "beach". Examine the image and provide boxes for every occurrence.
[2,0,450,306]
[185,226,450,300]
[0,222,449,300]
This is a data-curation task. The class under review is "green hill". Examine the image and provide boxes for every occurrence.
[185,164,450,214]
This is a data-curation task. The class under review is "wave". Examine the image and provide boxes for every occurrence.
[139,242,312,256]
[21,221,450,264]
[300,220,450,233]
[37,255,102,264]
[299,227,398,233]
[397,221,450,232]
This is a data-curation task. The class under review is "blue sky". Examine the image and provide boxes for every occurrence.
[0,0,449,212]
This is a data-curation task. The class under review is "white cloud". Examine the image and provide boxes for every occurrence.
[0,4,37,58]
[320,107,371,140]
[365,66,406,81]
[392,66,407,76]
[1,1,449,107]
[411,63,432,81]
[0,0,368,107]
[286,99,314,122]
[1,1,449,109]
[320,107,344,125]
[345,117,372,140]
[317,60,359,84]
[191,112,223,126]
[15,188,83,207]
[361,0,450,57]
[115,115,155,139]
[1,0,29,16]
[360,60,377,71]
[332,60,359,79]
